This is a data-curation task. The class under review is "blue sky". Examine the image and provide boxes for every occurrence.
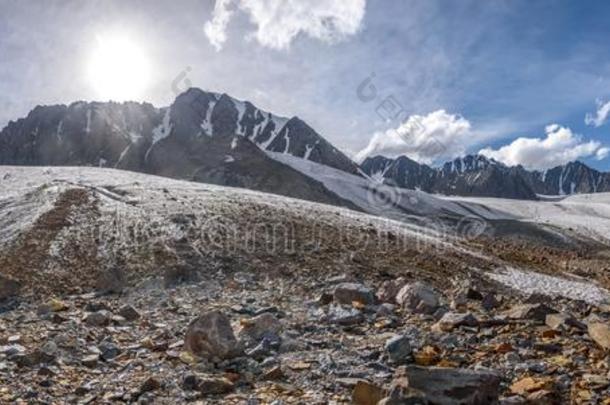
[1,0,610,170]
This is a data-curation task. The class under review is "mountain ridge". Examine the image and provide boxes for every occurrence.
[361,154,610,199]
[0,88,361,208]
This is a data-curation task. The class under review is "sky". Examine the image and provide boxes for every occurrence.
[1,0,610,170]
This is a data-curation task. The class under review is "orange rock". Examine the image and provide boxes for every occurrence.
[352,381,385,405]
[414,345,440,366]
[495,342,513,353]
[510,377,555,396]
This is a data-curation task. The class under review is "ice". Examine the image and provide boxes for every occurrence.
[441,193,610,241]
[487,267,610,304]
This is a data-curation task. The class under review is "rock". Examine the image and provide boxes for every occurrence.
[118,305,140,321]
[385,335,412,365]
[465,287,484,301]
[81,354,99,368]
[49,298,68,311]
[450,293,468,312]
[98,341,121,361]
[317,292,333,305]
[505,304,557,322]
[433,312,478,332]
[525,389,558,404]
[327,304,364,325]
[413,346,441,366]
[399,366,501,404]
[545,313,585,330]
[377,277,406,303]
[182,374,234,395]
[139,377,161,394]
[482,293,499,311]
[11,349,55,368]
[378,390,427,404]
[83,310,111,327]
[376,303,396,317]
[237,313,282,348]
[352,380,385,405]
[245,337,275,358]
[7,335,21,344]
[184,310,243,360]
[85,301,110,312]
[334,282,376,306]
[582,373,609,389]
[0,275,20,301]
[396,282,441,314]
[510,376,555,396]
[1,344,26,356]
[262,365,284,381]
[588,322,610,350]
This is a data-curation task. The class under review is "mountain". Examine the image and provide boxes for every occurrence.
[0,88,360,207]
[361,154,538,199]
[518,161,610,195]
[361,154,610,199]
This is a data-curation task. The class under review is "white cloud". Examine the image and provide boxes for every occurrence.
[479,124,608,170]
[585,99,610,127]
[355,110,478,164]
[204,0,236,51]
[204,0,366,51]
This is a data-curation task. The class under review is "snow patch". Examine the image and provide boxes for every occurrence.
[146,108,173,162]
[200,101,216,136]
[487,267,610,304]
[85,109,92,133]
[152,108,172,144]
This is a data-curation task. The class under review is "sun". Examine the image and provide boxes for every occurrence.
[87,33,151,101]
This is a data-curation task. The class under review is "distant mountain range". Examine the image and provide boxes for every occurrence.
[1,87,609,203]
[361,154,610,200]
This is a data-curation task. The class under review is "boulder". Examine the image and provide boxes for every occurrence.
[399,366,501,405]
[588,322,610,350]
[352,380,385,405]
[327,305,364,325]
[334,282,376,306]
[184,310,243,360]
[385,335,412,364]
[83,311,111,327]
[377,277,406,304]
[504,304,557,322]
[118,305,140,321]
[545,313,585,330]
[396,282,441,314]
[510,376,555,396]
[237,313,282,348]
[433,312,479,332]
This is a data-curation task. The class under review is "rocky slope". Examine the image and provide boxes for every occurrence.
[0,88,360,208]
[1,167,610,403]
[361,154,610,200]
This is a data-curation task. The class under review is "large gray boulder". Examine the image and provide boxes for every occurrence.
[396,282,441,314]
[334,282,376,306]
[184,310,243,360]
[399,366,501,404]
